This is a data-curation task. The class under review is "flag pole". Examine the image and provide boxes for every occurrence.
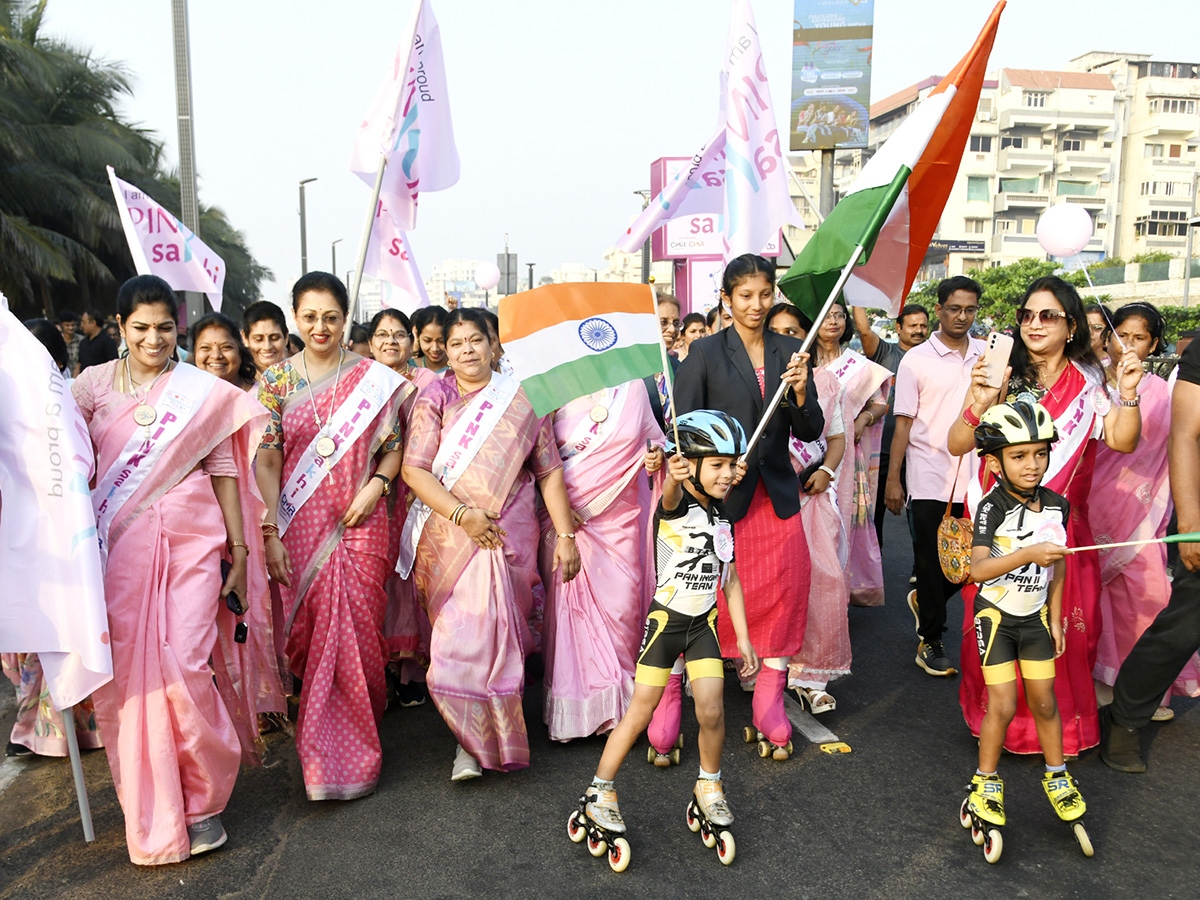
[741,242,868,460]
[347,154,388,329]
[1065,532,1200,555]
[649,283,681,451]
[62,707,95,842]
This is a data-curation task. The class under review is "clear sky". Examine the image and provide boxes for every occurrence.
[41,0,1200,305]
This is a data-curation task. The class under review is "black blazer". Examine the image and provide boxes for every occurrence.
[675,328,823,522]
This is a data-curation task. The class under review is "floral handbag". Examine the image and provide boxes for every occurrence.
[937,460,973,585]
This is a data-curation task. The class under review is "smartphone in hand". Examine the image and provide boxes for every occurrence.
[982,332,1014,389]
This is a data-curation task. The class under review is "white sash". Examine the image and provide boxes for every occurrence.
[92,364,215,564]
[828,348,867,388]
[789,433,827,471]
[277,361,405,537]
[396,372,521,577]
[558,384,629,471]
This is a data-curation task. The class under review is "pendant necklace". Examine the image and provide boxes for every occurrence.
[301,347,344,458]
[588,388,610,424]
[126,356,172,434]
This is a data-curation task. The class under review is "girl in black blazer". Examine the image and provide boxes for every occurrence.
[662,254,824,760]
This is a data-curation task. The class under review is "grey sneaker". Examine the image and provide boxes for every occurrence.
[451,744,482,781]
[187,815,227,856]
[916,640,956,676]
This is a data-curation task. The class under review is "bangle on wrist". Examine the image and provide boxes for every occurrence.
[229,539,248,553]
[818,465,836,478]
[962,405,981,427]
[450,504,468,526]
[558,532,576,540]
[1118,394,1140,407]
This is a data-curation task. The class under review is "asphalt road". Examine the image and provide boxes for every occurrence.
[1,512,1197,899]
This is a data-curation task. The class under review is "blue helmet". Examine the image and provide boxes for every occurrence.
[667,410,747,459]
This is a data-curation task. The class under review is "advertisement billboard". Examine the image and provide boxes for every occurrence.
[790,0,875,152]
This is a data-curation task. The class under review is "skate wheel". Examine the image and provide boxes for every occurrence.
[971,824,985,846]
[674,733,684,750]
[702,825,717,849]
[743,726,756,744]
[668,748,681,766]
[686,802,701,833]
[608,837,631,873]
[647,745,658,764]
[567,811,586,843]
[959,799,972,830]
[983,829,1003,864]
[587,833,607,857]
[716,830,736,866]
[757,740,771,759]
[1073,822,1094,857]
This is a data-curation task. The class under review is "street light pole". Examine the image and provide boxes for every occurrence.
[527,262,536,291]
[170,0,205,327]
[331,238,343,276]
[635,190,651,284]
[299,177,317,275]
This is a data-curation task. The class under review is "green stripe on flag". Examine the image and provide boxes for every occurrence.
[778,165,912,324]
[519,343,663,416]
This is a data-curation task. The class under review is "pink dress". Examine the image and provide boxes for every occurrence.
[538,383,662,740]
[73,360,268,865]
[405,374,561,770]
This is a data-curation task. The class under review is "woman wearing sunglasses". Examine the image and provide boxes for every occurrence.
[947,276,1142,758]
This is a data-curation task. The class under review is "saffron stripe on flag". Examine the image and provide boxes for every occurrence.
[499,283,656,344]
[519,344,663,417]
[503,312,661,380]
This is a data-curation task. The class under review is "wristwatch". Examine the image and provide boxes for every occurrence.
[371,472,392,495]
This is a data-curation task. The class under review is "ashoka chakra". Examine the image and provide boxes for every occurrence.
[578,317,618,352]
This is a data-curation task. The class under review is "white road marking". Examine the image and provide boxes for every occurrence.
[784,693,840,744]
[0,757,25,797]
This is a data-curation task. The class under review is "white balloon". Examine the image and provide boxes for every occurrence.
[1036,203,1095,258]
[474,262,501,291]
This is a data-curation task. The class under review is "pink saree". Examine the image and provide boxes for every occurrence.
[405,374,561,771]
[2,653,102,755]
[823,349,890,607]
[260,357,409,800]
[538,383,662,741]
[73,360,268,865]
[1091,374,1200,697]
[788,367,852,690]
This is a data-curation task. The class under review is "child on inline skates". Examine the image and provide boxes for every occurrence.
[961,399,1089,863]
[568,410,759,870]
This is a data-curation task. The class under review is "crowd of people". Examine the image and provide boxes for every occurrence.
[5,256,1200,867]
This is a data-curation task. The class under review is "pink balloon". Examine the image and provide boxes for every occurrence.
[474,262,501,291]
[1037,204,1095,258]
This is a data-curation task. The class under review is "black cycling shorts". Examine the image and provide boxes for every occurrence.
[973,598,1056,685]
[634,600,724,687]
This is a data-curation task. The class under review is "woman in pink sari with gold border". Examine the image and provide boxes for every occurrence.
[256,273,412,802]
[538,380,662,741]
[401,309,580,779]
[74,276,267,865]
[948,277,1143,755]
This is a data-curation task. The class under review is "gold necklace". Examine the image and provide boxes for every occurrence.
[125,356,172,431]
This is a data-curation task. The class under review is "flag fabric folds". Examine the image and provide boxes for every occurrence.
[362,201,431,314]
[722,0,802,258]
[0,302,112,709]
[350,0,459,232]
[498,283,663,416]
[780,1,1006,319]
[107,167,226,312]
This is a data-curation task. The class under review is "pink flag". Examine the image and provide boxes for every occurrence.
[615,126,728,254]
[107,167,226,312]
[362,201,431,314]
[721,0,801,258]
[0,302,112,709]
[350,0,459,231]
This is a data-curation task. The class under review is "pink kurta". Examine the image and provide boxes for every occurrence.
[259,357,408,800]
[1091,374,1200,697]
[73,360,268,865]
[538,383,662,741]
[405,374,561,771]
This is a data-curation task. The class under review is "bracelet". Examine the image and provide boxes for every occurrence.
[558,532,576,540]
[229,539,248,552]
[261,522,279,535]
[1118,395,1140,408]
[818,465,836,478]
[371,472,392,495]
[962,405,982,427]
[450,504,468,526]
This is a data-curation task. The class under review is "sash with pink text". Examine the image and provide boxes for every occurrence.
[557,384,629,471]
[397,372,520,577]
[277,361,405,537]
[92,364,214,564]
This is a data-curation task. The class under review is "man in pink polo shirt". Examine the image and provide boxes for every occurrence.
[885,276,985,676]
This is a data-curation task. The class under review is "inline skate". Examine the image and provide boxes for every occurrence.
[1042,769,1093,857]
[958,773,1005,863]
[567,782,630,872]
[685,777,736,865]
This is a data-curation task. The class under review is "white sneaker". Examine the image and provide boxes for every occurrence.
[451,744,482,781]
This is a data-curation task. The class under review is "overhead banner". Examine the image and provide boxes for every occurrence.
[790,0,875,152]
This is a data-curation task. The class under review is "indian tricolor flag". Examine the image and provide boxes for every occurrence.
[499,283,663,416]
[780,1,1005,320]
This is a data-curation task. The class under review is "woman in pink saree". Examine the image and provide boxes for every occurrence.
[1091,304,1200,714]
[73,276,267,865]
[401,309,580,780]
[948,277,1143,755]
[538,381,662,741]
[256,273,412,802]
[368,308,438,706]
[811,299,891,607]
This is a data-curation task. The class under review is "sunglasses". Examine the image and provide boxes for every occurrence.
[1016,308,1068,327]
